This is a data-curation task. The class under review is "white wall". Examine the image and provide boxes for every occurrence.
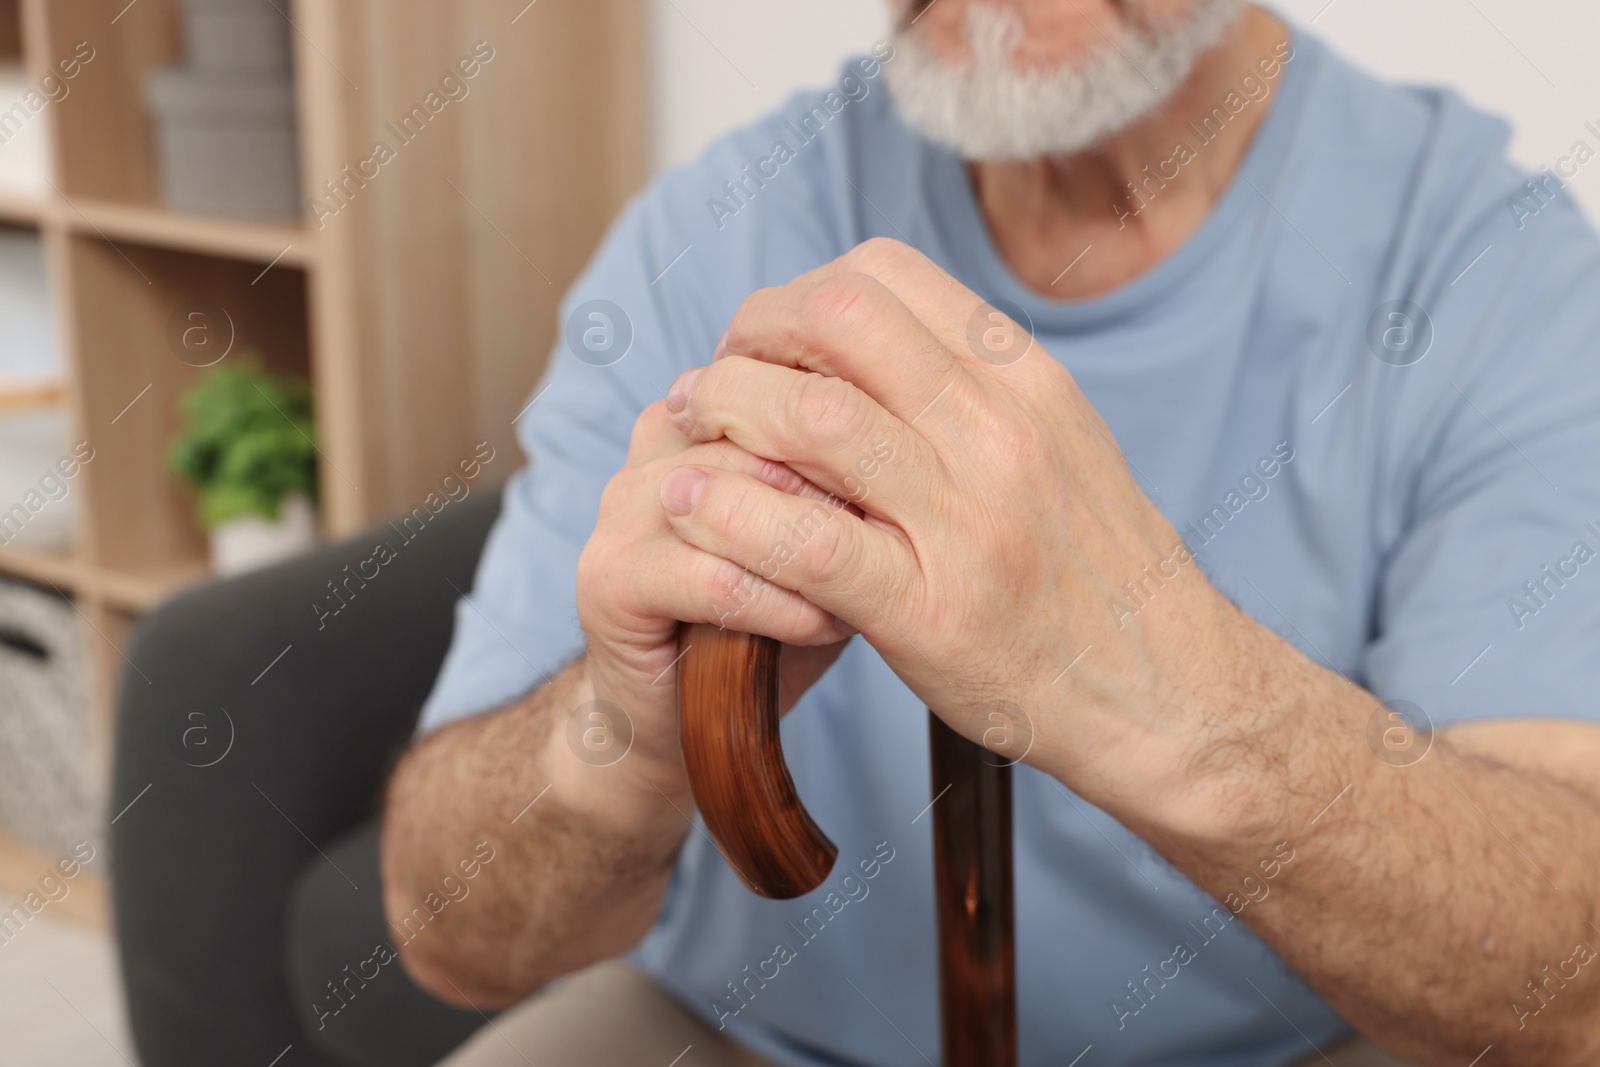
[1277,0,1600,220]
[648,0,889,171]
[649,0,1600,220]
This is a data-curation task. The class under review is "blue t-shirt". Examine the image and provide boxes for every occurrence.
[418,30,1600,1067]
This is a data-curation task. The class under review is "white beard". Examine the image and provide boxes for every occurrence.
[885,0,1245,161]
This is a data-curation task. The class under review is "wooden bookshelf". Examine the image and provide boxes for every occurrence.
[63,197,314,267]
[0,189,45,226]
[0,544,83,591]
[0,546,205,611]
[0,0,648,868]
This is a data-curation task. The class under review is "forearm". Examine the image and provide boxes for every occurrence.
[1118,623,1600,1065]
[380,657,691,1007]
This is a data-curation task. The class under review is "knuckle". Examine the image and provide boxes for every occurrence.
[678,358,733,425]
[596,461,647,518]
[698,475,751,543]
[774,593,835,645]
[789,373,871,451]
[703,558,758,621]
[596,471,628,519]
[798,510,856,585]
[981,406,1045,464]
[634,397,670,436]
[842,236,910,273]
[626,400,672,456]
[796,611,844,646]
[723,288,779,351]
[800,272,877,334]
[994,422,1039,463]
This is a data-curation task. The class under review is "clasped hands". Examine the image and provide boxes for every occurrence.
[577,237,1282,827]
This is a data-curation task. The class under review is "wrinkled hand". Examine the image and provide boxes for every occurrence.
[576,401,854,796]
[658,238,1258,798]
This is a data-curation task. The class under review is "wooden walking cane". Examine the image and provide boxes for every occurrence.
[677,624,1017,1066]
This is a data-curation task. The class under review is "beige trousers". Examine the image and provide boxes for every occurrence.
[439,960,1415,1067]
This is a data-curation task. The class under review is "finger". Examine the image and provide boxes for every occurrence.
[722,238,1032,376]
[708,446,868,521]
[716,271,973,436]
[725,238,988,356]
[837,240,1041,374]
[667,356,937,523]
[629,409,844,508]
[626,399,692,464]
[658,462,913,631]
[595,436,857,643]
[825,239,1042,374]
[646,538,850,645]
[808,237,990,354]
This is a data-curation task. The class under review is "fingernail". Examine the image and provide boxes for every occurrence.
[712,336,728,361]
[665,367,702,413]
[833,617,858,637]
[661,467,708,515]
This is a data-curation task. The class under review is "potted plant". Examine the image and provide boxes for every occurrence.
[168,355,318,575]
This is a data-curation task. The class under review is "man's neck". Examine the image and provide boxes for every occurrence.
[969,6,1291,300]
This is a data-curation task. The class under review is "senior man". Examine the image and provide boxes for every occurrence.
[381,1,1600,1064]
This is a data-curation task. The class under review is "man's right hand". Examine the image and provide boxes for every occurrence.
[574,398,856,807]
[383,398,854,1006]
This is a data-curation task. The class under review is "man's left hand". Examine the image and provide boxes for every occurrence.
[659,237,1273,819]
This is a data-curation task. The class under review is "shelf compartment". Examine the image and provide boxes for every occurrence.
[0,543,82,592]
[0,192,311,265]
[39,0,180,205]
[0,548,207,612]
[61,197,311,269]
[63,234,312,580]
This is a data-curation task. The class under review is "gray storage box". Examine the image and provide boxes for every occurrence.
[144,66,300,219]
[0,407,76,551]
[0,578,97,857]
[183,0,293,72]
[0,227,58,382]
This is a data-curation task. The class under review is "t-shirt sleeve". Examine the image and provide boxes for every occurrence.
[414,96,850,733]
[1360,178,1600,729]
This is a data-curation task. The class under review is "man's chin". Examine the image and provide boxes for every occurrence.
[884,0,1245,162]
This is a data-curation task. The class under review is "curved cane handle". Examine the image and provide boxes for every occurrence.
[676,623,838,898]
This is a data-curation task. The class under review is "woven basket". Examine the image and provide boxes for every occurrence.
[0,578,98,856]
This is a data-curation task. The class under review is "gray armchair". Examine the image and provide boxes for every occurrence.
[110,488,502,1067]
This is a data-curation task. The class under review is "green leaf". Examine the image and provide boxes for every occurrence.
[167,354,319,529]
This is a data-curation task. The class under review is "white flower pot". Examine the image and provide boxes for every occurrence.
[209,493,316,577]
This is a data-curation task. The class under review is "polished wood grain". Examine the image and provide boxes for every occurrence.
[676,624,837,898]
[676,624,1018,1064]
[930,713,1017,1067]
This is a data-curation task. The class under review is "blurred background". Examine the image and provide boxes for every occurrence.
[0,0,1594,1062]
